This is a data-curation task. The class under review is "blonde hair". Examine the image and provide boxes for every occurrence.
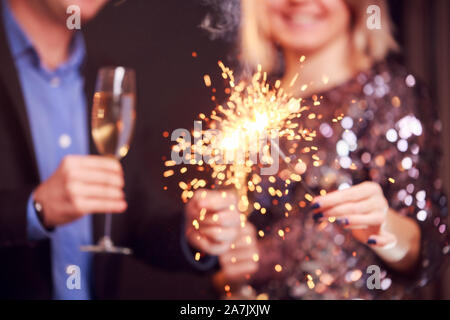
[240,0,399,74]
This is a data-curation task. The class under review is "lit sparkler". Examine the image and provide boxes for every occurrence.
[164,61,320,215]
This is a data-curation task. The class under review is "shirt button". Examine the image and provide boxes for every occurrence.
[50,77,60,87]
[59,134,72,149]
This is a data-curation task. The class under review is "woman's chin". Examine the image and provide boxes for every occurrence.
[276,27,330,52]
[280,38,327,54]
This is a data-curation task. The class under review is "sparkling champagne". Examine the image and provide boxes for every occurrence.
[91,91,136,159]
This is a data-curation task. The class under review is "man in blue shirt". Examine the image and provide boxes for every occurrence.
[1,0,114,300]
[0,0,241,299]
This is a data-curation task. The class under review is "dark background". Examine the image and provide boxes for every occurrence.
[82,0,449,299]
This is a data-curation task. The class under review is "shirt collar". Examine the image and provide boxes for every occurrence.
[63,31,86,73]
[2,0,33,58]
[2,0,86,73]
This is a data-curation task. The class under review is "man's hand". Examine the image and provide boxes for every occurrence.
[219,223,259,282]
[185,189,241,256]
[33,155,127,228]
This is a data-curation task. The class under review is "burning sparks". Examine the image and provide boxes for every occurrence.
[165,62,322,214]
[194,252,201,261]
[203,74,212,87]
[160,60,351,299]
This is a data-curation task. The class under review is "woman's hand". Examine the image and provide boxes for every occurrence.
[310,181,396,247]
[185,189,242,256]
[219,223,259,282]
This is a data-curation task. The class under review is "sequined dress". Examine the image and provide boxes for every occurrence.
[248,59,449,300]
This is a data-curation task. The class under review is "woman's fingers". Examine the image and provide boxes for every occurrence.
[309,182,392,248]
[330,212,385,228]
[311,182,388,231]
[312,182,382,210]
[200,210,241,228]
[366,231,397,248]
[318,199,374,218]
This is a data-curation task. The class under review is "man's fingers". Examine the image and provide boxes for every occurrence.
[186,189,238,224]
[240,223,256,235]
[195,190,237,212]
[73,198,127,214]
[69,169,125,188]
[77,155,123,173]
[220,247,258,264]
[67,182,125,200]
[229,231,257,249]
[200,226,238,243]
[62,155,123,173]
[187,234,210,253]
[200,210,241,227]
[313,182,382,210]
[221,261,259,280]
[189,234,231,255]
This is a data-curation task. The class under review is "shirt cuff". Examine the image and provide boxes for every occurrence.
[27,194,52,241]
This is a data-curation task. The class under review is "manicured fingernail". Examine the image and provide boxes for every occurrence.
[367,238,377,245]
[336,218,349,226]
[313,212,323,222]
[309,203,320,210]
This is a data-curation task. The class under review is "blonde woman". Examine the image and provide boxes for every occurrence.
[189,0,448,299]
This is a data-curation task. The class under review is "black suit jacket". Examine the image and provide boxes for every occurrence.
[0,4,198,299]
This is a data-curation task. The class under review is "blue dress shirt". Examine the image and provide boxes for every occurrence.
[2,0,93,300]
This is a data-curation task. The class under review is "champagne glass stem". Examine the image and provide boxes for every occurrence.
[104,213,112,239]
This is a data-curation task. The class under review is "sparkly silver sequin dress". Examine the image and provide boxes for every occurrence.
[249,60,449,299]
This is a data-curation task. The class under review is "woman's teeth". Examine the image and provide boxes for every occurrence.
[288,14,317,25]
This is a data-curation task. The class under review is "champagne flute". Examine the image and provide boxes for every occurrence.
[81,66,136,255]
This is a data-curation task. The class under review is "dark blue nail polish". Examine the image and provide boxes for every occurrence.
[313,212,323,221]
[367,238,377,245]
[309,203,320,210]
[336,218,349,226]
